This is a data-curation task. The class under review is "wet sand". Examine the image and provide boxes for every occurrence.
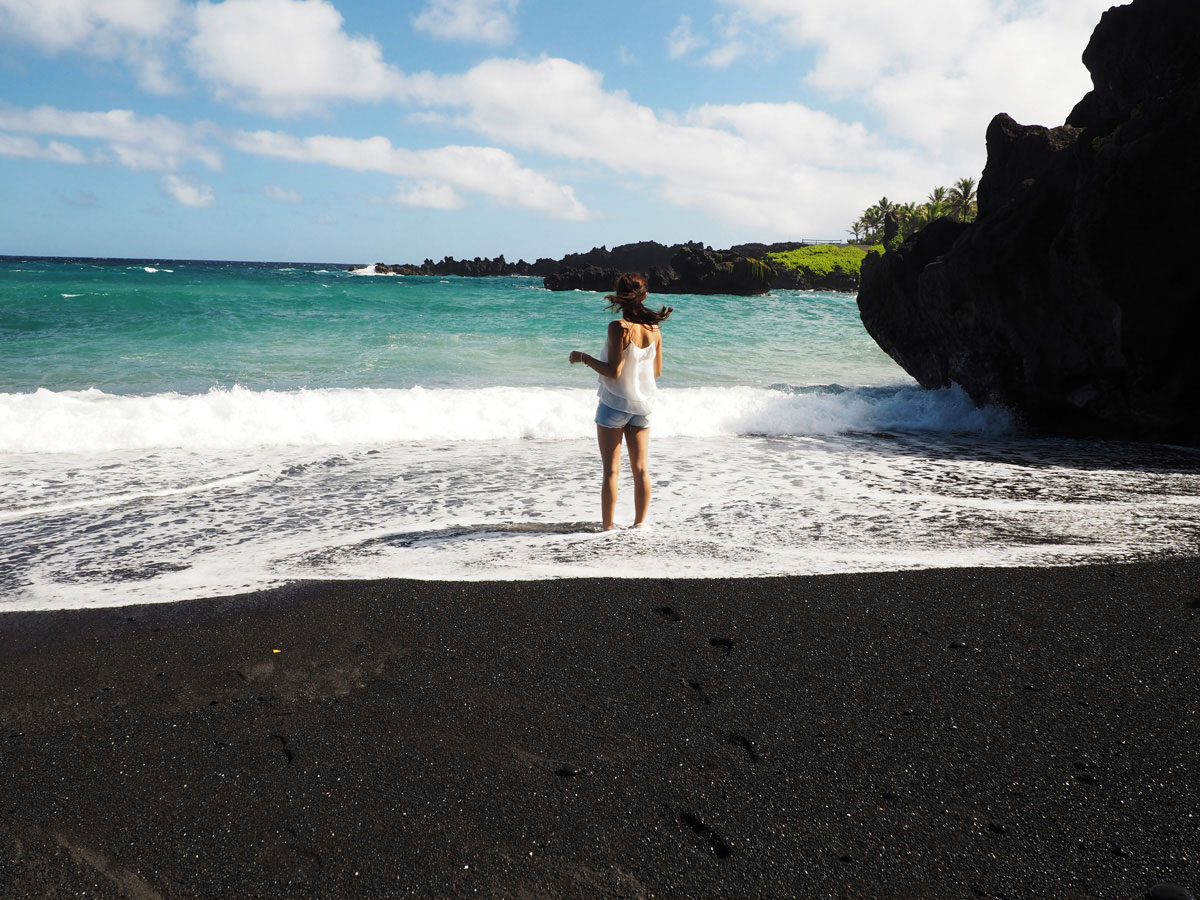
[1,560,1198,898]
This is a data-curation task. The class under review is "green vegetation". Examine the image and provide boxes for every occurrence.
[767,243,871,279]
[735,256,771,285]
[848,176,979,245]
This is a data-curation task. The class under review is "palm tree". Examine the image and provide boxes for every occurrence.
[917,187,947,226]
[949,176,978,222]
[860,205,883,242]
[847,219,866,243]
[897,201,920,238]
[873,197,900,243]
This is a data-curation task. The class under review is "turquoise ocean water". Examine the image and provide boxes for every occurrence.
[3,258,1199,610]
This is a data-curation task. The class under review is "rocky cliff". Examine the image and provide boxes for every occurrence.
[543,245,772,296]
[857,0,1200,443]
[365,241,704,279]
[368,239,860,295]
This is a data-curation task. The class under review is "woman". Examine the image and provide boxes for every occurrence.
[569,273,673,530]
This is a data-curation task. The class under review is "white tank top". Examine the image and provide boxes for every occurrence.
[596,329,658,415]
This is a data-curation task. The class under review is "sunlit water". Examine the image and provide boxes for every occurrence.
[2,259,1198,610]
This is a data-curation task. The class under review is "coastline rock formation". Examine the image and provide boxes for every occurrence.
[369,255,548,277]
[366,242,704,279]
[544,245,772,296]
[857,0,1200,443]
[365,239,864,295]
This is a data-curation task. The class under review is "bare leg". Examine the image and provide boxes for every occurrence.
[596,425,625,530]
[624,424,651,526]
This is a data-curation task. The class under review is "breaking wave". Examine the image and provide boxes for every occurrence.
[0,384,1014,453]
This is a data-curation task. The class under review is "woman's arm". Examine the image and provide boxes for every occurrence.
[654,332,663,378]
[568,320,624,379]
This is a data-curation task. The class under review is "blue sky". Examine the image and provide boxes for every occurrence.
[0,0,1114,264]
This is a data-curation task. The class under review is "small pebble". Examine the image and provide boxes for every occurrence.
[554,765,584,778]
[839,853,854,863]
[987,820,1007,835]
[948,641,967,649]
[1074,773,1098,785]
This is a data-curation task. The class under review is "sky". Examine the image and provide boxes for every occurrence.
[0,0,1115,264]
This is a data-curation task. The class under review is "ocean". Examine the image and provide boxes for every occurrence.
[2,257,1198,611]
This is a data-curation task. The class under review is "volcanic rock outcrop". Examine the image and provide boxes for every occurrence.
[544,245,772,296]
[857,0,1200,442]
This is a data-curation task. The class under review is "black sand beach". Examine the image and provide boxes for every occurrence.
[2,561,1197,899]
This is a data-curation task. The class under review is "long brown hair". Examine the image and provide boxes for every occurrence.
[605,273,672,326]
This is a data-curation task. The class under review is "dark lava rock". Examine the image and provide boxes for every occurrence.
[1147,884,1196,900]
[545,245,771,296]
[766,261,860,292]
[368,254,541,277]
[857,0,1200,444]
[541,263,621,292]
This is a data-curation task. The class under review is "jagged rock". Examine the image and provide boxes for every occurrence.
[361,241,703,280]
[857,0,1200,443]
[363,239,861,294]
[543,246,770,296]
[767,264,861,293]
[542,264,621,292]
[556,241,704,273]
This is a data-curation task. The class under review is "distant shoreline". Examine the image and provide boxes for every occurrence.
[4,243,876,294]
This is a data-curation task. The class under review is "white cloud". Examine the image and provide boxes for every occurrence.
[667,15,705,60]
[0,132,88,164]
[388,180,466,210]
[0,0,181,50]
[264,184,302,203]
[413,0,517,45]
[230,128,590,220]
[162,174,215,207]
[407,56,939,237]
[714,0,1111,166]
[0,105,221,172]
[0,0,186,93]
[700,40,746,69]
[188,0,408,115]
[699,14,750,69]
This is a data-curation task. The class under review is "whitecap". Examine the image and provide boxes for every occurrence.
[0,383,1013,454]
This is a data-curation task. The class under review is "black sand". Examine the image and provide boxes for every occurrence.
[2,561,1198,899]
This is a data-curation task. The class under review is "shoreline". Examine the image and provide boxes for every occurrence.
[3,559,1198,898]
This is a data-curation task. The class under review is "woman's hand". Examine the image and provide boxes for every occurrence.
[569,350,585,365]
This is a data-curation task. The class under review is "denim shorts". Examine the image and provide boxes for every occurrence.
[595,401,650,429]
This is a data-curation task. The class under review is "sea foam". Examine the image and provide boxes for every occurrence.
[0,384,1013,454]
